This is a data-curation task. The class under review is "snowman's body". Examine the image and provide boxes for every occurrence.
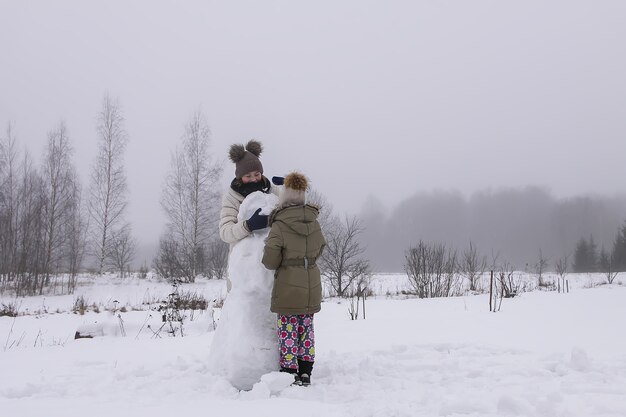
[208,191,279,390]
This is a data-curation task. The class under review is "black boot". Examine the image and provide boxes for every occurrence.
[280,367,301,386]
[297,360,314,386]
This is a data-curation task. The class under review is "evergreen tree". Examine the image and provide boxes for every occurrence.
[573,235,598,273]
[611,221,626,272]
[588,235,598,272]
[573,237,588,272]
[598,246,610,272]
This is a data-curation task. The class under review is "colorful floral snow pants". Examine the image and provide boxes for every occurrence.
[277,314,315,370]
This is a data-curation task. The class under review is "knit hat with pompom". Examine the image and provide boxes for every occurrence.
[280,171,308,206]
[229,140,263,179]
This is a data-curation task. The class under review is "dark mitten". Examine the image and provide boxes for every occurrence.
[272,176,284,186]
[246,208,269,231]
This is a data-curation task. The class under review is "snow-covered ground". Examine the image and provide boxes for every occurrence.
[1,273,625,417]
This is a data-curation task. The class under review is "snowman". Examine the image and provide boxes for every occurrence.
[208,190,280,390]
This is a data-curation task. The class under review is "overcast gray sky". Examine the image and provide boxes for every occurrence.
[2,0,625,261]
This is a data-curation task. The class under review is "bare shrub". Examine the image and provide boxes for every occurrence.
[497,262,525,298]
[153,237,192,282]
[0,302,18,317]
[460,241,486,292]
[404,241,460,298]
[158,282,185,337]
[177,290,209,310]
[212,295,225,309]
[555,254,569,293]
[603,254,619,284]
[206,239,228,280]
[72,295,89,315]
[346,273,372,320]
[138,263,149,279]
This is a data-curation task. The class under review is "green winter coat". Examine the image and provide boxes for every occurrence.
[262,204,326,315]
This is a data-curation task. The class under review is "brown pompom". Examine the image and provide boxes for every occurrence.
[245,140,263,157]
[228,144,246,163]
[284,172,308,192]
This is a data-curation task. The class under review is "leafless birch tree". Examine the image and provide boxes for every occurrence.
[0,123,20,291]
[16,152,47,295]
[41,121,76,284]
[535,248,550,288]
[64,177,87,292]
[88,94,130,274]
[555,254,569,293]
[157,111,222,282]
[0,126,47,295]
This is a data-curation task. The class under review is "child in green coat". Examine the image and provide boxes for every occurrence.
[262,172,326,386]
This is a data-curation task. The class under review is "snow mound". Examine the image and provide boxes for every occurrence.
[242,371,294,399]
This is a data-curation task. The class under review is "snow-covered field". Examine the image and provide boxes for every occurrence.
[1,273,625,417]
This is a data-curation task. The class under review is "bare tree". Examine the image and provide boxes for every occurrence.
[347,273,371,320]
[319,216,371,297]
[16,152,47,296]
[404,241,460,298]
[107,225,136,278]
[555,254,569,293]
[0,127,48,296]
[158,111,222,282]
[307,187,339,236]
[534,248,550,288]
[41,121,76,289]
[64,176,87,292]
[460,241,486,292]
[0,123,20,292]
[598,250,619,284]
[88,94,130,274]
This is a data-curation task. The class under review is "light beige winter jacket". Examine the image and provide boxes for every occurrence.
[218,185,279,247]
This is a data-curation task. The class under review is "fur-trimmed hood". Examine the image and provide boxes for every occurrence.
[269,204,320,236]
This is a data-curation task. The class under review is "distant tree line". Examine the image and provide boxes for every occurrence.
[400,225,626,301]
[360,188,626,273]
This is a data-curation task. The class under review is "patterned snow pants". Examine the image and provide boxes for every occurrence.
[277,314,315,370]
